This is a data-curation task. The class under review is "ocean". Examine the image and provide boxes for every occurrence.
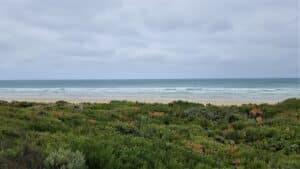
[0,78,299,103]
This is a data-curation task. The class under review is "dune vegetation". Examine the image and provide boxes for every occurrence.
[0,98,299,169]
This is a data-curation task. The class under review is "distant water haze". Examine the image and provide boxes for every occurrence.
[0,78,299,104]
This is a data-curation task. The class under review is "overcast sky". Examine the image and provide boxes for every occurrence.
[0,0,299,79]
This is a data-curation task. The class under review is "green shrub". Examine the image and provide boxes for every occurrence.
[58,114,86,127]
[44,148,86,169]
[228,114,240,123]
[245,128,264,142]
[10,101,35,108]
[0,100,9,106]
[70,137,117,169]
[278,98,300,110]
[224,130,245,143]
[55,100,70,109]
[182,106,225,121]
[0,144,44,169]
[232,120,253,130]
[199,119,212,129]
[115,124,141,137]
[29,118,67,133]
[0,99,299,169]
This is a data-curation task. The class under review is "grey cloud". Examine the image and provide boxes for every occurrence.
[207,21,233,33]
[0,0,299,79]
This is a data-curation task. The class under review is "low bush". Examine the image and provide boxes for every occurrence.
[44,148,86,169]
[0,98,299,169]
[0,100,9,106]
[0,144,44,169]
[182,106,225,121]
[10,101,35,108]
[115,124,141,137]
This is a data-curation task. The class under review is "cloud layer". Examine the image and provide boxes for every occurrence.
[0,0,299,79]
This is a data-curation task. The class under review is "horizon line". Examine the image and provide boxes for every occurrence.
[0,77,299,81]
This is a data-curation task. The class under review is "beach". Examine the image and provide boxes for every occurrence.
[0,97,287,105]
[0,78,299,105]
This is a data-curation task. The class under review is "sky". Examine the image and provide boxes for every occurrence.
[0,0,299,79]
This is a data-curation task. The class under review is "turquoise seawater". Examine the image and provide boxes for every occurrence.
[0,78,299,103]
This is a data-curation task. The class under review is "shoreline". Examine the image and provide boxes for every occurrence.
[0,97,284,105]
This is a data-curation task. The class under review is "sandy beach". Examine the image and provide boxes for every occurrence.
[0,79,298,106]
[0,97,283,105]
